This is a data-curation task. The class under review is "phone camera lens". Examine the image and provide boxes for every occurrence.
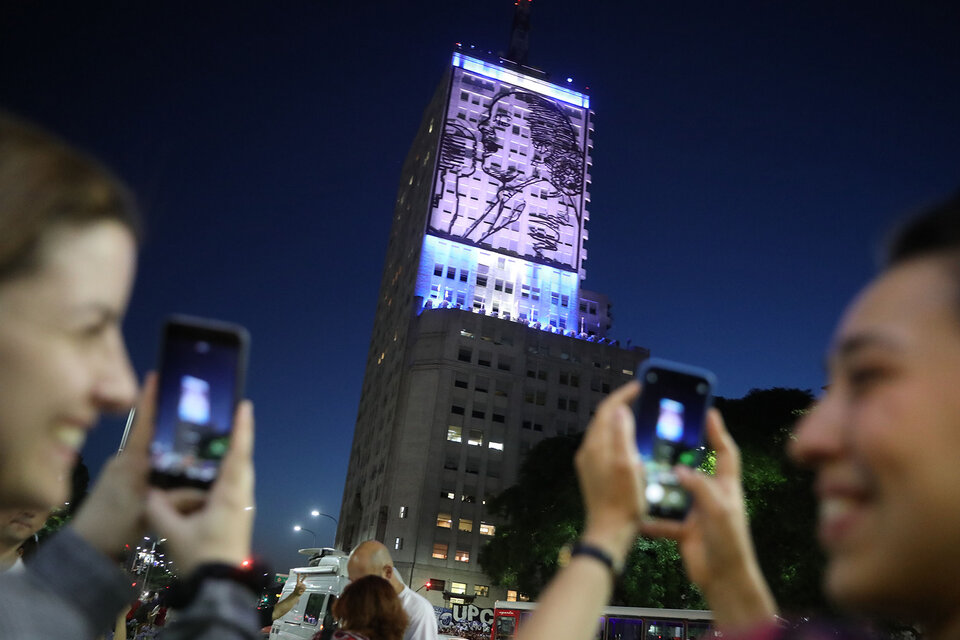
[696,383,707,394]
[646,372,658,384]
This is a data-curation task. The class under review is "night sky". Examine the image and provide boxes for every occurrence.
[2,1,958,573]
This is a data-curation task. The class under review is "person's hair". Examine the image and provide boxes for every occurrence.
[885,189,960,267]
[0,111,141,282]
[332,576,408,640]
[884,189,960,317]
[492,90,584,195]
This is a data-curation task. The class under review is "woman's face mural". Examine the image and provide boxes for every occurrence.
[430,85,587,269]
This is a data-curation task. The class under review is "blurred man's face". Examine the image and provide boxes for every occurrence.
[790,256,960,619]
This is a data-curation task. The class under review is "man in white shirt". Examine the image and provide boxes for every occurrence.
[347,541,438,640]
[0,509,47,574]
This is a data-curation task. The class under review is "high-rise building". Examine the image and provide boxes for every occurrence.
[336,41,649,610]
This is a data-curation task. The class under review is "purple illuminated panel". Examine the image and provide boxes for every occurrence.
[428,55,592,273]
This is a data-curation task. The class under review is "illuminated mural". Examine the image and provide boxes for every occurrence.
[429,56,590,273]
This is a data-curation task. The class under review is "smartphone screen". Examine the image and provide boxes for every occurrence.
[635,359,716,519]
[150,316,249,489]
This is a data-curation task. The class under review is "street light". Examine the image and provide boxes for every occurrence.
[293,525,317,547]
[310,510,339,527]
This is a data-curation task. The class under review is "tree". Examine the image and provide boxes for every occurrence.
[479,387,822,612]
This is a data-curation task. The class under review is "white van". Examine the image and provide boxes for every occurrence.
[269,548,350,640]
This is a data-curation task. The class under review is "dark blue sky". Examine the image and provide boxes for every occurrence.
[2,1,958,572]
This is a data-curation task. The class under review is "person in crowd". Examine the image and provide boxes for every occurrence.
[272,572,308,620]
[347,541,438,640]
[0,110,261,639]
[514,191,960,640]
[0,508,48,573]
[321,575,408,640]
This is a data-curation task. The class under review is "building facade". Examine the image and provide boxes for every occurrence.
[336,47,649,610]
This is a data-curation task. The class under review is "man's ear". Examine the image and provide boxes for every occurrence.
[383,565,394,580]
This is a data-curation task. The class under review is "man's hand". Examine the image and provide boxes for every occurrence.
[574,380,645,566]
[71,374,157,559]
[293,573,306,597]
[641,409,778,629]
[146,400,255,575]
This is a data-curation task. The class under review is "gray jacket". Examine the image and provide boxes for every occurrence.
[0,527,261,639]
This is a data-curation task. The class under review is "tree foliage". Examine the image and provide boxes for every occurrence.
[479,387,823,613]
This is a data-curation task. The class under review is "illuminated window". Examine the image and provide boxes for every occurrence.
[441,490,455,499]
[519,593,530,602]
[507,590,518,602]
[458,519,473,532]
[395,537,403,550]
[455,550,470,563]
[480,522,496,536]
[488,441,503,451]
[447,426,462,443]
[436,513,452,528]
[399,506,407,519]
[451,582,467,594]
[467,429,483,446]
[461,494,476,503]
[432,543,448,559]
[622,368,634,376]
[475,585,489,597]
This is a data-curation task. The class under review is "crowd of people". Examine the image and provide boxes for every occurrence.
[1,104,959,640]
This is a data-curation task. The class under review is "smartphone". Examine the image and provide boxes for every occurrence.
[149,315,249,489]
[634,358,716,519]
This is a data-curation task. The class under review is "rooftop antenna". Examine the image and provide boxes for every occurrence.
[506,0,531,65]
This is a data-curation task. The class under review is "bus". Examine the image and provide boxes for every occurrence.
[490,601,714,640]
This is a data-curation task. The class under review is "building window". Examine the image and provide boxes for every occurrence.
[437,513,452,528]
[475,585,489,597]
[476,274,488,287]
[444,455,459,471]
[471,409,485,419]
[507,590,518,602]
[492,413,505,423]
[451,582,467,595]
[467,429,483,446]
[458,348,471,363]
[458,518,473,533]
[441,490,455,500]
[454,377,468,389]
[399,506,407,519]
[497,357,512,372]
[475,377,489,393]
[488,441,503,451]
[451,405,465,415]
[446,266,456,279]
[505,282,514,294]
[432,543,448,560]
[460,270,468,282]
[480,522,496,536]
[447,425,462,443]
[434,263,443,277]
[395,537,403,550]
[462,494,476,503]
[455,550,470,563]
[478,351,492,367]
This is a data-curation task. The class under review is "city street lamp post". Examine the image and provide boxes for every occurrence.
[293,525,317,547]
[309,510,338,547]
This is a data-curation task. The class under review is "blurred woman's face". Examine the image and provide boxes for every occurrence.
[790,257,960,621]
[0,221,138,510]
